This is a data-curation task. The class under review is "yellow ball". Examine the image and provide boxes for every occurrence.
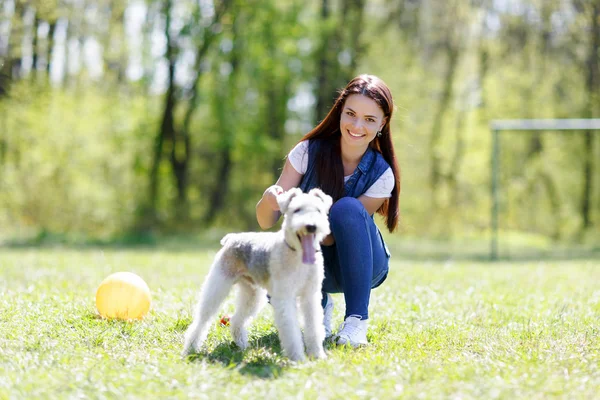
[95,272,151,320]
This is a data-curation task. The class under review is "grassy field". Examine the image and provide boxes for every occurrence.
[1,246,599,399]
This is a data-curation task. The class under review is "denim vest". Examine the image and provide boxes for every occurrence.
[299,139,392,257]
[299,139,390,197]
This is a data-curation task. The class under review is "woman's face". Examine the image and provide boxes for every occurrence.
[339,94,386,151]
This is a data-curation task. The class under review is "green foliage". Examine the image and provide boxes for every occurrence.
[0,0,598,252]
[359,2,599,244]
[0,81,160,239]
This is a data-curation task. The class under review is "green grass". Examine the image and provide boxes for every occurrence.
[1,247,599,399]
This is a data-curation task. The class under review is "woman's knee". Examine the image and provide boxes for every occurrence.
[329,197,367,226]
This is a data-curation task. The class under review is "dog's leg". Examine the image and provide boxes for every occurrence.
[271,294,305,362]
[229,280,267,350]
[299,290,326,359]
[182,263,235,356]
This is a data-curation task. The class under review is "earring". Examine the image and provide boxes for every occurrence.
[376,131,382,137]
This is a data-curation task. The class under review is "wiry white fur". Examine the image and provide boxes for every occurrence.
[182,188,333,362]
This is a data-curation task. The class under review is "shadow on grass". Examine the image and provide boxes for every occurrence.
[185,331,287,379]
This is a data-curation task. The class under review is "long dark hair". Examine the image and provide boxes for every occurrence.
[300,74,400,232]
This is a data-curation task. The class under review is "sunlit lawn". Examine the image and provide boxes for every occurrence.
[1,246,599,399]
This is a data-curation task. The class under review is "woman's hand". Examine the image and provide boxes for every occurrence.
[322,234,335,246]
[256,158,303,230]
[263,185,284,211]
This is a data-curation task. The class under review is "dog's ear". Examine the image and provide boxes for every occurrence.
[308,188,333,212]
[277,188,303,213]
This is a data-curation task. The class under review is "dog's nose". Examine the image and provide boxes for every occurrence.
[306,225,316,233]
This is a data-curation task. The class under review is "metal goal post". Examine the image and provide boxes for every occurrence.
[489,119,600,260]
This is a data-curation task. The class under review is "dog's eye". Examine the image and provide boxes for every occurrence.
[293,208,303,213]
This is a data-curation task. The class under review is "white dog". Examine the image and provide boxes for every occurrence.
[182,188,333,361]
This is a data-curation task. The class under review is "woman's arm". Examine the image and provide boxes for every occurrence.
[357,195,386,216]
[256,158,303,229]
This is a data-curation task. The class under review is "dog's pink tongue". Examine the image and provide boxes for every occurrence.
[301,233,316,264]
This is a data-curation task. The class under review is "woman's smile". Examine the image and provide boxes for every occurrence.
[347,129,366,138]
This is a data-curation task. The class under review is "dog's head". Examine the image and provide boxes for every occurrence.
[277,188,333,264]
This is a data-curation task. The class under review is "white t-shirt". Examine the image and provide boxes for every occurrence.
[287,140,394,198]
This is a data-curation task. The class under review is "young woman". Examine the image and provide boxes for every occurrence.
[256,74,400,347]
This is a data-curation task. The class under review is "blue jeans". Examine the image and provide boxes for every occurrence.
[320,197,390,320]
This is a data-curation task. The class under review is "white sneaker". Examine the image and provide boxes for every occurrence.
[323,293,334,338]
[335,315,368,347]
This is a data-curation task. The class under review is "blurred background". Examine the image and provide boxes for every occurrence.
[0,0,598,259]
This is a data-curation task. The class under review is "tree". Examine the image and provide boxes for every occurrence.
[314,0,366,123]
[146,0,231,226]
[577,1,600,231]
[202,2,243,225]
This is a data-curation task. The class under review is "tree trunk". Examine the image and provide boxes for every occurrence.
[104,3,126,85]
[8,2,27,81]
[203,4,240,224]
[31,15,40,76]
[170,132,190,220]
[449,105,465,207]
[581,131,593,230]
[147,0,176,224]
[315,0,333,124]
[341,0,365,82]
[0,107,6,165]
[190,1,232,225]
[46,21,56,76]
[204,148,232,224]
[429,44,459,204]
[61,10,70,86]
[147,64,175,223]
[146,0,231,226]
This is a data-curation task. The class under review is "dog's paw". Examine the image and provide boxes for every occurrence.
[182,328,205,357]
[181,343,194,358]
[306,345,327,360]
[233,338,248,350]
[182,337,201,357]
[229,317,248,350]
[308,349,327,360]
[231,328,249,350]
[286,350,306,362]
